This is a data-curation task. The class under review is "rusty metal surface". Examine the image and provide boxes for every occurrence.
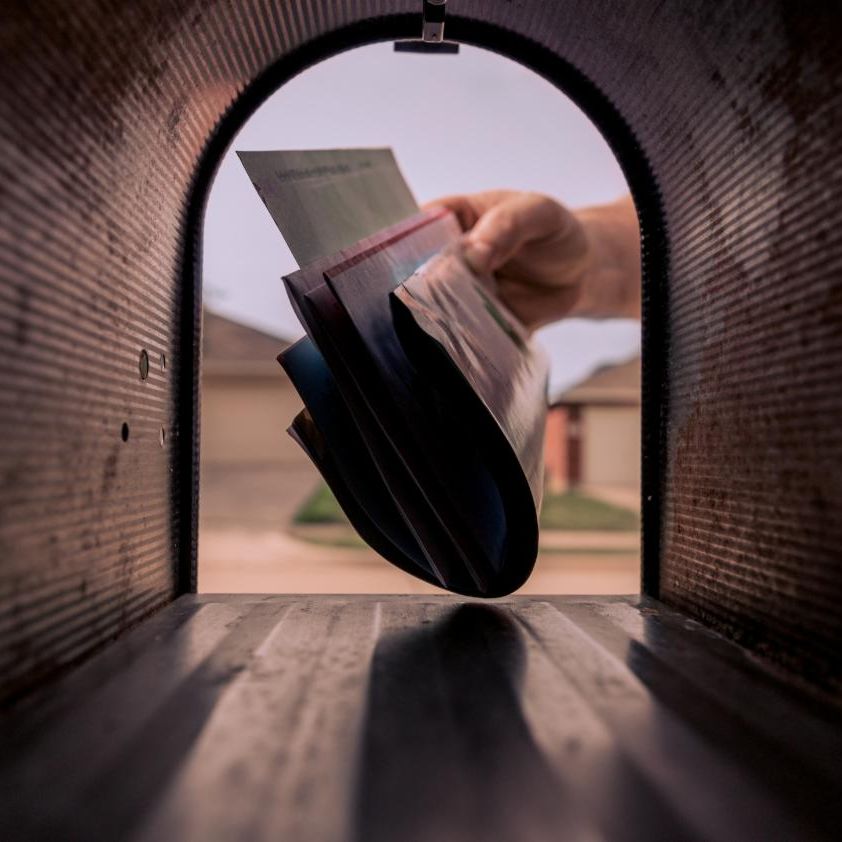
[0,0,840,702]
[649,6,842,693]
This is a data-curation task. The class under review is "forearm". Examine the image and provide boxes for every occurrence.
[569,196,641,319]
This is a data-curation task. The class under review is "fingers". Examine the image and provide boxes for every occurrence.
[462,193,566,275]
[421,189,518,232]
[424,190,569,275]
[421,195,481,231]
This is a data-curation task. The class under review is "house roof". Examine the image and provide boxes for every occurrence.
[203,310,292,361]
[202,309,294,376]
[551,355,641,407]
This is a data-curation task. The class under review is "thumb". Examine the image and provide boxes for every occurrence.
[461,193,563,275]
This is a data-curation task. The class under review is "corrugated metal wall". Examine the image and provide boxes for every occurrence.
[1,1,840,703]
[653,8,842,692]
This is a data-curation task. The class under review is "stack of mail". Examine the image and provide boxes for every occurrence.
[239,149,548,596]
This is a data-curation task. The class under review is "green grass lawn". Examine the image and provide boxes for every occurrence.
[295,482,638,532]
[293,483,350,525]
[539,491,639,531]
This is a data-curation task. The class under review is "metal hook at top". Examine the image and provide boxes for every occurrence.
[422,0,447,43]
[393,0,457,54]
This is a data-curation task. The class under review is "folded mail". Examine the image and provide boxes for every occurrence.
[278,209,548,595]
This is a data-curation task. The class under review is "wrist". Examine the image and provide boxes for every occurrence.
[564,212,606,319]
[566,199,641,320]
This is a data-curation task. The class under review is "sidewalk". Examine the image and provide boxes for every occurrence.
[539,529,638,551]
[199,524,640,595]
[291,523,639,553]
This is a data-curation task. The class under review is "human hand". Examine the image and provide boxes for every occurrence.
[425,191,640,330]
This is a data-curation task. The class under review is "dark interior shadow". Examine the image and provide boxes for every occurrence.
[352,604,577,842]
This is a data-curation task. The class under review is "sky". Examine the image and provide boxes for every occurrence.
[202,43,640,396]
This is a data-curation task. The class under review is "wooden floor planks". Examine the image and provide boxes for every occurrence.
[1,595,840,841]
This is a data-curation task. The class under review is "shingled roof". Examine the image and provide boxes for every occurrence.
[202,309,293,361]
[551,355,641,407]
[202,309,295,377]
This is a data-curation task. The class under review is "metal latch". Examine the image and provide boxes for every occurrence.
[422,0,447,43]
[394,0,459,54]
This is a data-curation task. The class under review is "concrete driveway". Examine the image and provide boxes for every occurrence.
[198,463,640,595]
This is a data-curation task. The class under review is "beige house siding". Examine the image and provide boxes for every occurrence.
[581,405,640,489]
[198,312,318,541]
[546,355,641,495]
[201,371,304,467]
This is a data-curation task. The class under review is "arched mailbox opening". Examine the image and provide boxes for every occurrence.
[3,7,842,837]
[195,38,648,595]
